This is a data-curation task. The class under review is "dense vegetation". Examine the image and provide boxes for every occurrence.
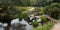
[0,0,60,30]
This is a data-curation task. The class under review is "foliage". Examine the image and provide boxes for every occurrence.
[39,7,45,15]
[18,12,27,20]
[53,0,60,3]
[37,0,53,6]
[14,6,28,11]
[41,16,47,23]
[44,3,60,19]
[33,22,54,30]
[0,0,53,6]
[0,6,21,21]
[32,20,38,27]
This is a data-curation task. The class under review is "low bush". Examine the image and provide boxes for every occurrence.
[33,22,54,30]
[41,16,47,23]
[32,20,39,27]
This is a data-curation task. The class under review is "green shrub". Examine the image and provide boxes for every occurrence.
[44,3,60,19]
[33,22,54,30]
[32,20,38,27]
[18,15,23,20]
[17,12,27,20]
[41,16,47,23]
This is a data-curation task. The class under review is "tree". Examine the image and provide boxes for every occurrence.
[35,0,53,6]
[0,0,53,6]
[44,3,60,19]
[0,0,22,29]
[53,0,60,3]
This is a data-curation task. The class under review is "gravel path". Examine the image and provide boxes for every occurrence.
[51,23,60,30]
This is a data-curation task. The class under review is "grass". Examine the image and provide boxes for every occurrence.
[33,22,54,30]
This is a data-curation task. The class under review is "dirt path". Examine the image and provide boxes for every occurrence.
[51,23,60,30]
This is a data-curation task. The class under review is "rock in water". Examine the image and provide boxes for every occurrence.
[21,19,33,30]
[2,23,8,27]
[11,18,20,25]
[0,22,4,30]
[0,28,4,30]
[10,18,33,30]
[10,18,20,30]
